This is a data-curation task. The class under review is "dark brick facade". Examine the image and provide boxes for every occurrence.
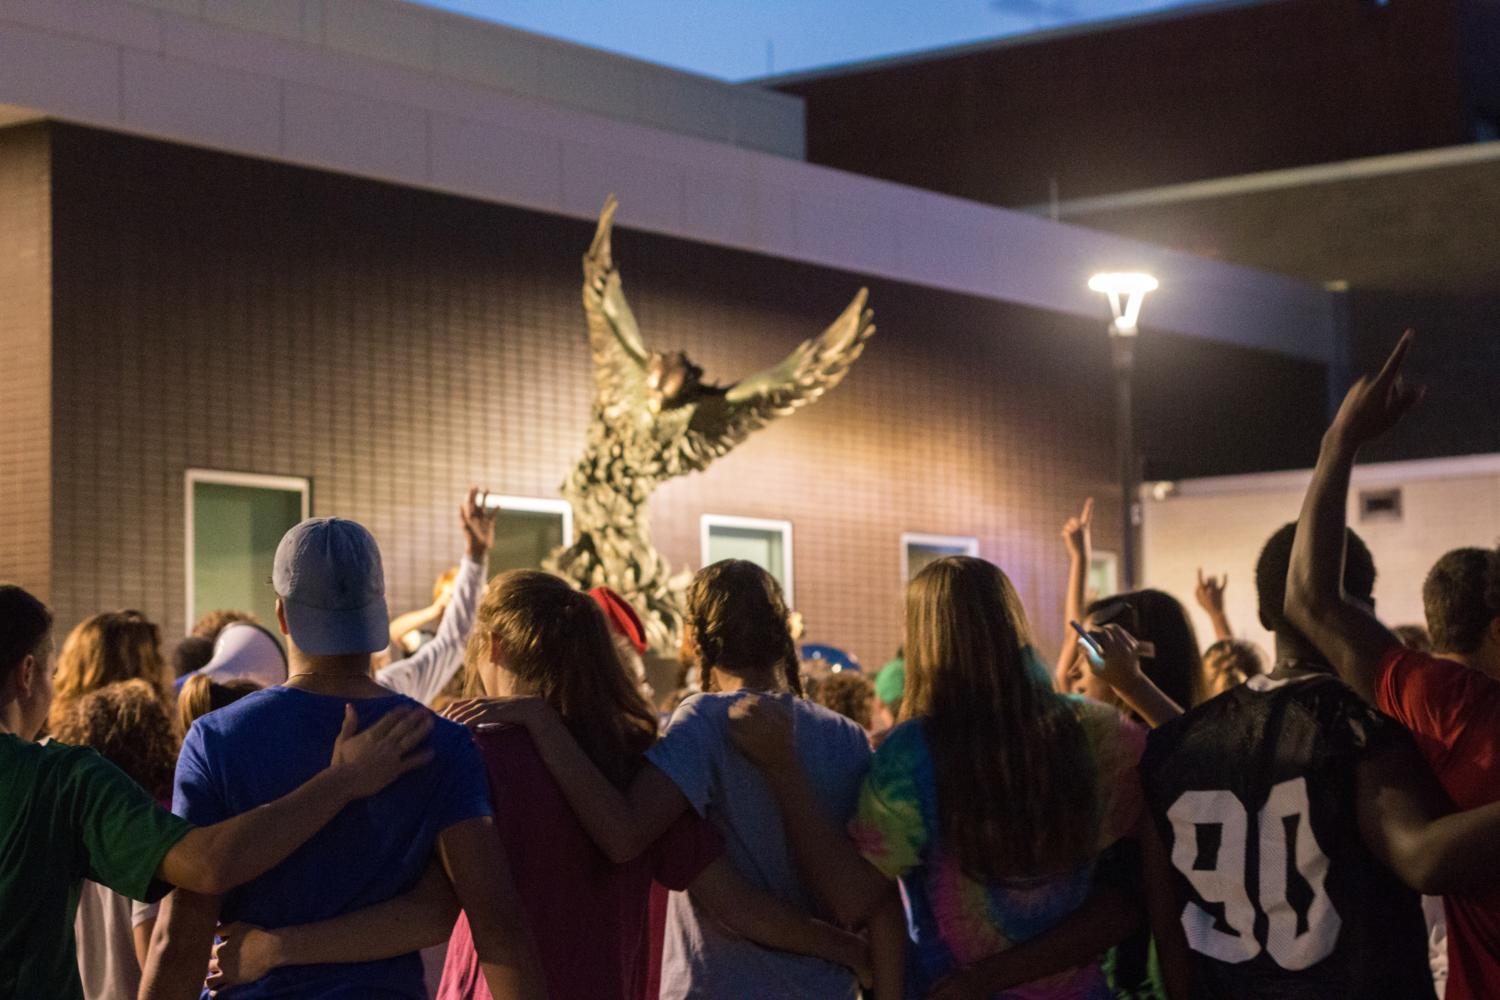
[778,0,1470,207]
[0,124,51,600]
[4,124,1325,665]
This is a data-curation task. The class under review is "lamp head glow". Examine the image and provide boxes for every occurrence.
[1088,272,1158,335]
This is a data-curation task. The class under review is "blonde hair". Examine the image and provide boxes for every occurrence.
[906,556,1098,880]
[177,674,262,732]
[51,611,169,730]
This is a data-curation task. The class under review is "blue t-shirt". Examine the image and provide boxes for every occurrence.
[173,687,492,999]
[646,691,872,1000]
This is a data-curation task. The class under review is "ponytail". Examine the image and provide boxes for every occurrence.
[177,674,261,732]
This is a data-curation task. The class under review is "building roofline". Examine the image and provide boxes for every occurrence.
[752,0,1278,88]
[1027,139,1500,219]
[0,0,1337,364]
[1156,451,1500,500]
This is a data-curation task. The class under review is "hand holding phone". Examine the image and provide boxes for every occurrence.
[1070,620,1105,665]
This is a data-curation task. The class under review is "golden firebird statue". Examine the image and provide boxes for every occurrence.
[547,195,876,651]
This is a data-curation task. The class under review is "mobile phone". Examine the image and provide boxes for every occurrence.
[1070,620,1104,661]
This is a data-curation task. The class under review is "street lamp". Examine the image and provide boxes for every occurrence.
[1089,272,1158,590]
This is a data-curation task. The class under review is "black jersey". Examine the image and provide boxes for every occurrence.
[1139,670,1435,1000]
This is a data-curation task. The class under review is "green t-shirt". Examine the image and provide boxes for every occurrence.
[0,733,193,1000]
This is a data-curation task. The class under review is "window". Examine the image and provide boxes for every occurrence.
[701,515,794,604]
[1089,550,1121,601]
[485,496,574,576]
[901,533,979,582]
[185,470,310,633]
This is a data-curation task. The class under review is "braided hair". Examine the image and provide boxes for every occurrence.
[685,560,803,696]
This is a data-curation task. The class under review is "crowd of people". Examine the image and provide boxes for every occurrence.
[7,332,1500,999]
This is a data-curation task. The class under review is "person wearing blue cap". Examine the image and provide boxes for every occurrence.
[139,517,546,1000]
[0,584,435,1000]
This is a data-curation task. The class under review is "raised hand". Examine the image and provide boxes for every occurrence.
[1194,569,1228,616]
[442,695,550,731]
[1329,330,1425,451]
[206,923,277,993]
[329,704,435,798]
[1061,497,1094,561]
[727,694,799,774]
[460,486,497,561]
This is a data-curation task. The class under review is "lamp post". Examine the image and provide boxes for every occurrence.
[1088,272,1158,591]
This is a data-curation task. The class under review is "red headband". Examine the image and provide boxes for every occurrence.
[588,587,648,655]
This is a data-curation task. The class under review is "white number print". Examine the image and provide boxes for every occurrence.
[1167,778,1339,969]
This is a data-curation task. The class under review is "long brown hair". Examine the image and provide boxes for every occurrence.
[684,560,803,695]
[51,610,169,729]
[905,556,1098,880]
[51,679,179,801]
[469,571,657,789]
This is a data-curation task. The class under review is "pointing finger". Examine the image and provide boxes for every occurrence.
[1375,329,1414,386]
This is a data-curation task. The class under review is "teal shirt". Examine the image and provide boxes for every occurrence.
[0,733,193,1000]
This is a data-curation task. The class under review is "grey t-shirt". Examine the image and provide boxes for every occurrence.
[646,690,872,1000]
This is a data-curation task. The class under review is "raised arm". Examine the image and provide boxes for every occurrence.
[1194,569,1234,642]
[444,698,688,863]
[1286,332,1421,702]
[158,706,433,895]
[727,696,890,928]
[205,860,459,991]
[377,487,493,704]
[388,600,446,652]
[1055,499,1094,693]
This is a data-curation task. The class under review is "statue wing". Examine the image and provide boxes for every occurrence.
[583,195,650,412]
[669,289,875,472]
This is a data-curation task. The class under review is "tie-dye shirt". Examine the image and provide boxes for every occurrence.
[850,697,1145,999]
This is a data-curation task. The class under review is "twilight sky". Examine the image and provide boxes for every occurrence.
[420,0,1219,81]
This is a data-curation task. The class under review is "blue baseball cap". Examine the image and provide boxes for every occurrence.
[272,518,389,657]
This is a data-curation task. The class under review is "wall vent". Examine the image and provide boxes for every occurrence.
[1358,487,1403,522]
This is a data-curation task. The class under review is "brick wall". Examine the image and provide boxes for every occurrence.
[40,124,1324,664]
[779,0,1467,207]
[0,124,51,599]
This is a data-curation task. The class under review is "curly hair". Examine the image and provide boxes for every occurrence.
[1202,639,1267,697]
[810,670,875,731]
[51,679,179,801]
[191,608,258,642]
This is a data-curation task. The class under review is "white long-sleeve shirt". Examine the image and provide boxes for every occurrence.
[375,555,485,705]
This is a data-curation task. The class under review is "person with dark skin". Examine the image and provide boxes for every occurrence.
[1286,331,1500,1000]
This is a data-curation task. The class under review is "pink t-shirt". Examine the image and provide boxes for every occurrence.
[436,725,723,1000]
